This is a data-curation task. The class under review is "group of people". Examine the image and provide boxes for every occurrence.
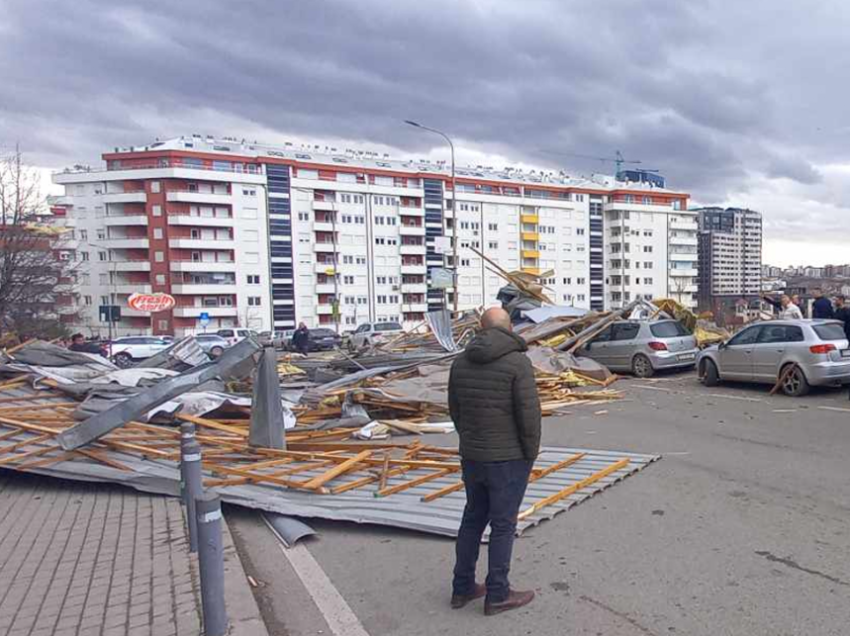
[763,289,850,337]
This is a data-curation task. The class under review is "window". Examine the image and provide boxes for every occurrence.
[247,296,261,306]
[576,228,585,235]
[488,223,498,231]
[650,322,691,338]
[247,275,260,285]
[96,229,106,240]
[100,295,109,306]
[813,324,847,341]
[98,251,108,262]
[153,228,163,239]
[158,320,169,331]
[644,261,653,268]
[343,275,355,285]
[728,326,761,346]
[672,200,682,210]
[80,251,90,262]
[460,258,471,267]
[150,181,161,193]
[84,295,92,305]
[488,241,498,250]
[643,246,653,253]
[152,205,162,217]
[242,188,257,196]
[644,277,653,285]
[155,274,166,285]
[612,323,640,341]
[154,251,164,262]
[575,194,585,202]
[298,212,309,222]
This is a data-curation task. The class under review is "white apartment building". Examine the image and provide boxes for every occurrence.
[53,135,695,336]
[696,207,763,310]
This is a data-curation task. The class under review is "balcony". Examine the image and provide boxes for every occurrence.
[399,225,426,236]
[171,283,238,295]
[669,235,698,246]
[399,206,425,217]
[520,214,539,224]
[112,261,151,272]
[521,249,540,259]
[315,283,338,294]
[314,262,337,274]
[168,215,233,228]
[400,244,426,255]
[669,252,698,262]
[113,284,152,295]
[166,191,232,205]
[170,238,235,250]
[170,261,235,272]
[521,232,539,242]
[103,238,149,249]
[314,243,337,253]
[316,304,335,315]
[400,283,428,294]
[102,192,147,204]
[312,200,336,211]
[401,264,427,275]
[103,215,148,226]
[669,268,698,277]
[402,303,429,313]
[670,220,698,231]
[173,306,238,318]
[313,222,337,233]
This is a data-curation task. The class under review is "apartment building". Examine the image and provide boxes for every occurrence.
[695,207,763,312]
[53,136,695,336]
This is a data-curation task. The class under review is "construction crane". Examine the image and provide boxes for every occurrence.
[541,149,659,179]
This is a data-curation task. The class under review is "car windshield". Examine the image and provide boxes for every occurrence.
[375,323,402,332]
[650,321,690,338]
[311,329,336,337]
[813,324,848,341]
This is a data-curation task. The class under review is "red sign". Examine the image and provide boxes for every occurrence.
[127,293,176,313]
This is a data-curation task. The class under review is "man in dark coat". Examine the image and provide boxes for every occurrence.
[811,289,834,319]
[447,307,541,616]
[835,296,850,340]
[291,323,310,355]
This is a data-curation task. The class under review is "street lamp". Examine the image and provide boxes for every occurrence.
[405,120,458,314]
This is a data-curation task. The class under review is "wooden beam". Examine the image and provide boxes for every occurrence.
[530,453,585,481]
[376,467,457,498]
[420,479,465,502]
[299,450,372,491]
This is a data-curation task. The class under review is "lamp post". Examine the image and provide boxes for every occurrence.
[404,120,458,314]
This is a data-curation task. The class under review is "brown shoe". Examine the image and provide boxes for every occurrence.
[484,589,535,616]
[451,583,486,609]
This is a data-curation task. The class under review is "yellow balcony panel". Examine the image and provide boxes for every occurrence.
[521,232,539,241]
[520,214,539,224]
[521,249,540,259]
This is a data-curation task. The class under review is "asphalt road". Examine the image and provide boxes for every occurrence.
[228,372,850,636]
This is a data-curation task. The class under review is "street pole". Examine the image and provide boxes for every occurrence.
[404,120,458,314]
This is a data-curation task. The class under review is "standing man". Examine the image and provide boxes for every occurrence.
[291,322,311,356]
[791,294,807,318]
[447,307,540,616]
[779,295,804,320]
[811,289,834,319]
[835,296,850,340]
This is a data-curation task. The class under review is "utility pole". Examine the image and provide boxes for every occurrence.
[404,120,458,315]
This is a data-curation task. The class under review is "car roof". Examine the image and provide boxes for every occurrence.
[751,319,842,326]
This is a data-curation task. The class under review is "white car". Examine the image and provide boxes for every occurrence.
[216,328,259,346]
[110,336,172,367]
[349,321,404,350]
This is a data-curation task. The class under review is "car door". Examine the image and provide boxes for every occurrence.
[752,324,803,383]
[718,325,761,380]
[580,325,615,367]
[607,322,641,370]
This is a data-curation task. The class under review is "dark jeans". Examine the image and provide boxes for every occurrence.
[452,458,534,603]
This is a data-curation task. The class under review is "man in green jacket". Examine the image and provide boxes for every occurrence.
[448,307,541,616]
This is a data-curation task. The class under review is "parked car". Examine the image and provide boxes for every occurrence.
[576,319,699,378]
[307,328,342,352]
[259,330,294,350]
[348,321,404,351]
[216,328,259,346]
[110,336,172,367]
[194,334,230,358]
[697,319,850,396]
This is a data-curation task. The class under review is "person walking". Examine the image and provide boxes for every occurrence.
[779,294,804,320]
[291,322,311,355]
[447,307,541,616]
[811,289,834,319]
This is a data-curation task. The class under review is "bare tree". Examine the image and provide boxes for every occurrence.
[0,146,78,338]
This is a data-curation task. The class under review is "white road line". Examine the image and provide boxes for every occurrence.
[705,393,763,402]
[276,542,371,636]
[818,406,850,413]
[630,385,673,392]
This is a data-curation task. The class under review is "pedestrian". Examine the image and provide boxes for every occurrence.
[68,333,89,352]
[762,294,783,316]
[835,296,850,341]
[811,288,834,319]
[291,322,311,355]
[779,294,803,320]
[447,307,540,616]
[791,294,807,318]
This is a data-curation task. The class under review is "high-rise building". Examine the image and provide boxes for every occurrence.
[53,136,695,337]
[695,207,763,312]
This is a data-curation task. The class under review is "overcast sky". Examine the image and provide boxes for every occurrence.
[2,0,848,267]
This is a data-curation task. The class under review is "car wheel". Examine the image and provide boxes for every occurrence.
[114,352,133,368]
[781,364,810,397]
[700,359,720,387]
[209,346,224,358]
[632,354,654,378]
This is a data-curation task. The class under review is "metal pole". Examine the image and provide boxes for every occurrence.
[180,423,203,553]
[195,492,228,636]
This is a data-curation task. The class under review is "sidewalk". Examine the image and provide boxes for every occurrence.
[0,472,202,636]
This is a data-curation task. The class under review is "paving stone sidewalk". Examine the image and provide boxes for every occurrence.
[0,471,202,636]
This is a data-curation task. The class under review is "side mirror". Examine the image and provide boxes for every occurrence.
[718,341,727,350]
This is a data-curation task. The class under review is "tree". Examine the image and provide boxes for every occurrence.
[0,146,78,338]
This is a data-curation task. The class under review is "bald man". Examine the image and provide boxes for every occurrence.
[447,307,541,616]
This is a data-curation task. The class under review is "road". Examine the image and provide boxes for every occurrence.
[228,372,850,636]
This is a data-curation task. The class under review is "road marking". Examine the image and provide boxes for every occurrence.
[818,406,850,413]
[705,393,763,402]
[275,541,371,636]
[630,385,673,392]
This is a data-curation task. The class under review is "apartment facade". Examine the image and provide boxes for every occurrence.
[695,207,763,313]
[53,136,695,337]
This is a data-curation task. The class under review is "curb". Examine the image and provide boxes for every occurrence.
[221,515,270,636]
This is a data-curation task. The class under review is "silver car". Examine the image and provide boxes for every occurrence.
[577,319,699,377]
[194,334,230,358]
[698,320,850,396]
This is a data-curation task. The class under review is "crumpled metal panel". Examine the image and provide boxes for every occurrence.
[425,310,459,352]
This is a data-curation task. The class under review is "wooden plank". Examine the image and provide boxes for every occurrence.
[0,416,61,435]
[378,453,391,491]
[329,465,413,495]
[0,444,60,466]
[518,458,630,520]
[206,459,337,488]
[0,434,53,455]
[201,462,326,492]
[75,448,133,471]
[18,450,77,470]
[300,450,372,490]
[420,479,465,502]
[530,453,585,481]
[176,414,250,438]
[376,467,457,498]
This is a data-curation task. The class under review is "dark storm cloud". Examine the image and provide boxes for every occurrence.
[0,0,842,211]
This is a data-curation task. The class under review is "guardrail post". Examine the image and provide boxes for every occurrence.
[180,422,203,553]
[195,492,228,636]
